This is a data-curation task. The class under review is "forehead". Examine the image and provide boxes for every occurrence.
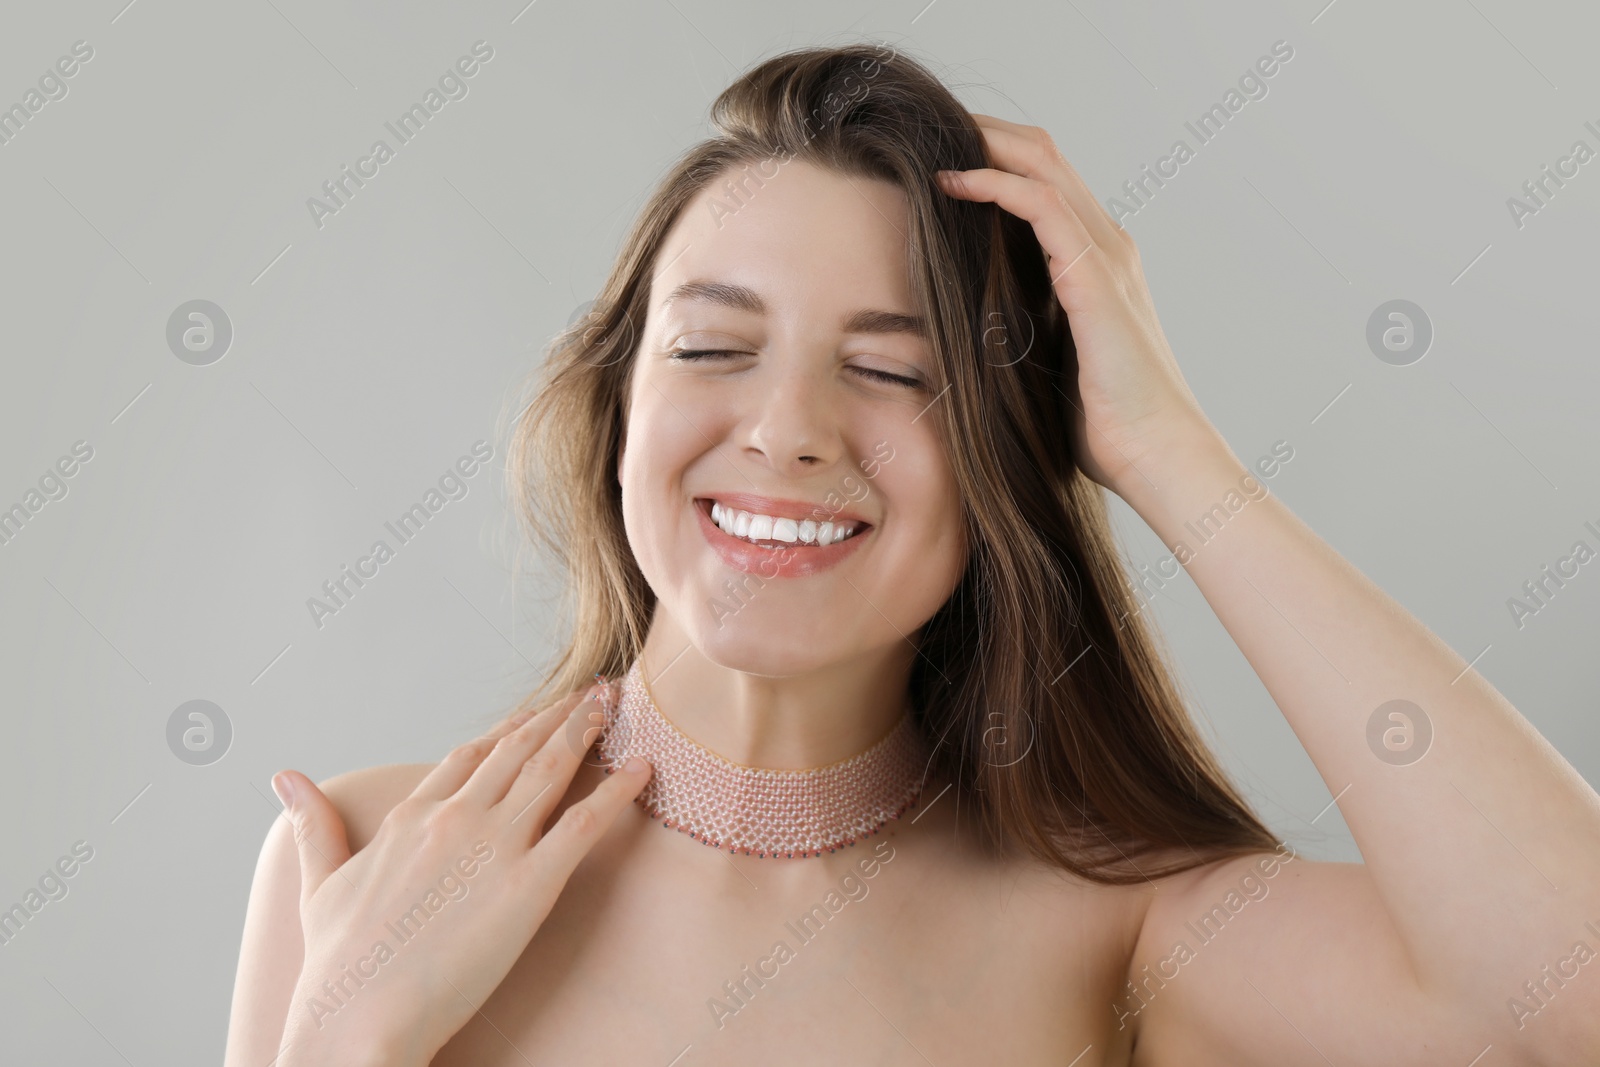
[650,159,917,316]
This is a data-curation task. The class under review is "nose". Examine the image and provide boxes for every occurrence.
[741,354,845,476]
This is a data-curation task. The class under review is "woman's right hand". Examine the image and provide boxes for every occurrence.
[269,681,650,1067]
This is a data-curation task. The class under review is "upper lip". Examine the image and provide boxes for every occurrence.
[697,493,873,527]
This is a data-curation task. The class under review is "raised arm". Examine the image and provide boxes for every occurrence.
[1119,428,1600,1065]
[935,113,1600,1066]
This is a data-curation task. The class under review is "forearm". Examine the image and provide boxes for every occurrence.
[1116,423,1600,998]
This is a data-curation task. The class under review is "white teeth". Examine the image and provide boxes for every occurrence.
[707,501,863,547]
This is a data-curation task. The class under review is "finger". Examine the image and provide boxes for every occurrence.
[967,114,1126,249]
[491,683,615,827]
[522,756,653,912]
[409,691,579,803]
[466,683,608,810]
[935,167,1117,310]
[273,770,353,909]
[484,700,545,739]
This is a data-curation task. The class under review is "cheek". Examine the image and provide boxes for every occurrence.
[619,406,673,547]
[879,443,965,563]
[618,393,723,559]
[621,395,700,485]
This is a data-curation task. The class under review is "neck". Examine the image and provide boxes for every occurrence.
[635,611,918,769]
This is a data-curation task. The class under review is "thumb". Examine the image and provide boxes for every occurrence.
[271,770,352,908]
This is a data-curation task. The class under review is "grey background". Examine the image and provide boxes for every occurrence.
[2,0,1596,1060]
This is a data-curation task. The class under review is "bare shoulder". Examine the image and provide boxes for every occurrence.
[314,700,560,849]
[1003,844,1251,947]
[223,694,586,1067]
[313,760,438,852]
[1126,842,1312,968]
[220,757,461,1067]
[1124,846,1458,1067]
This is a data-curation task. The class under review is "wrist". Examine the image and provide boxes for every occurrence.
[1112,426,1262,543]
[1110,419,1239,509]
[276,984,433,1067]
[275,1032,417,1067]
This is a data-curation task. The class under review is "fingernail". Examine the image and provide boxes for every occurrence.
[623,756,648,774]
[271,772,297,812]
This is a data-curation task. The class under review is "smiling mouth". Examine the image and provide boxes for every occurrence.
[699,498,870,549]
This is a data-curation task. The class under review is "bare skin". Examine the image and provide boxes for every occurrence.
[227,115,1600,1066]
[267,749,1158,1066]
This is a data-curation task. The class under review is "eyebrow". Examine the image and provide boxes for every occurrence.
[661,280,927,338]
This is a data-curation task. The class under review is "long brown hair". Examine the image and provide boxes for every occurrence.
[497,39,1279,884]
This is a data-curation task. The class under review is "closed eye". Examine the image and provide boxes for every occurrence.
[667,349,925,390]
[855,366,925,389]
[668,349,744,362]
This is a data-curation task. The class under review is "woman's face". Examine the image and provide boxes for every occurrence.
[618,159,969,676]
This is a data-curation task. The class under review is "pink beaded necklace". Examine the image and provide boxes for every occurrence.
[594,659,931,858]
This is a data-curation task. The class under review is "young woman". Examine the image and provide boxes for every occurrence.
[224,42,1600,1066]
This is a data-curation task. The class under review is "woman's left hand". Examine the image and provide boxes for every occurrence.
[935,113,1217,495]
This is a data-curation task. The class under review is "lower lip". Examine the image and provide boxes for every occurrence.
[694,499,871,578]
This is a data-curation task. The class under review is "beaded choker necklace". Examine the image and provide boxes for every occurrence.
[594,660,930,859]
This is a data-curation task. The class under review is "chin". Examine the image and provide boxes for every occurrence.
[681,600,857,678]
